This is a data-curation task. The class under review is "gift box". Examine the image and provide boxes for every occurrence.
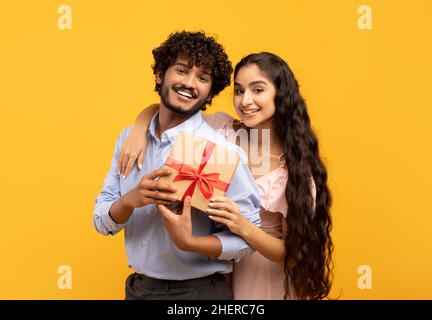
[158,131,240,213]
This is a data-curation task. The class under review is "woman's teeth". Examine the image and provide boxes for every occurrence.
[241,109,260,114]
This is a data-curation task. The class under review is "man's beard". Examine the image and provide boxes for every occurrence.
[160,82,208,116]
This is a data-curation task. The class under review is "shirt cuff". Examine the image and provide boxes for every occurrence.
[213,231,251,262]
[96,201,126,235]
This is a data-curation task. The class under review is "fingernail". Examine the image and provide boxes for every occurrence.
[208,215,214,219]
[208,202,214,207]
[122,175,126,180]
[138,164,142,170]
[207,209,213,213]
[210,198,215,202]
[117,170,120,176]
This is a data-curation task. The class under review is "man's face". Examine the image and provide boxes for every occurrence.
[158,58,213,116]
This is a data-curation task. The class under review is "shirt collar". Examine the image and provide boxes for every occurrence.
[148,110,204,144]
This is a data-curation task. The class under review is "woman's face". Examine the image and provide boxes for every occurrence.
[233,64,277,129]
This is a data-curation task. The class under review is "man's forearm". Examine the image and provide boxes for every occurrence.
[108,196,134,224]
[185,235,222,258]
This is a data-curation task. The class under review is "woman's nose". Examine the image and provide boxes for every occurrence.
[241,91,253,106]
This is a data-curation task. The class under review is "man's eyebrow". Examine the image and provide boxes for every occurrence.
[200,71,212,77]
[173,62,190,68]
[174,62,211,76]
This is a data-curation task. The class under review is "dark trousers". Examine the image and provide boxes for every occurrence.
[125,272,233,300]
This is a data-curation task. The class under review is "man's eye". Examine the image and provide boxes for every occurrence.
[176,68,185,74]
[199,76,209,82]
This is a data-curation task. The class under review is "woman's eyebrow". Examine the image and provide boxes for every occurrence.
[234,80,267,87]
[249,80,267,86]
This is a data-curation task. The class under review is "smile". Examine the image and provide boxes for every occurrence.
[174,87,196,100]
[240,108,261,116]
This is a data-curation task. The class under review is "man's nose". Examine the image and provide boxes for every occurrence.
[182,73,197,90]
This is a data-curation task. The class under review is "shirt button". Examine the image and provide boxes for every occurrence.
[142,240,147,246]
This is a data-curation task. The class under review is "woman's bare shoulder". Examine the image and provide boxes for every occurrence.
[202,111,235,130]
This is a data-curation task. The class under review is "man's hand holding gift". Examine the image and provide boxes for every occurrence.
[157,197,193,251]
[122,168,178,208]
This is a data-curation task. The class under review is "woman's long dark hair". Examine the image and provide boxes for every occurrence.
[234,53,334,300]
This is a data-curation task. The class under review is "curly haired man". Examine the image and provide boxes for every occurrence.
[93,31,261,300]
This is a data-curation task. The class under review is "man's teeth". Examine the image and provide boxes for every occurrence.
[178,90,192,98]
[241,109,260,114]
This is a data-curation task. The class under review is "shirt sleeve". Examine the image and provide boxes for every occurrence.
[213,150,261,262]
[93,129,130,236]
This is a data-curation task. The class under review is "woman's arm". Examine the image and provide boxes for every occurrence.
[118,103,159,178]
[241,215,286,264]
[207,196,286,264]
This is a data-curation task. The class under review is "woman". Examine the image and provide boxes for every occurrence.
[118,52,333,300]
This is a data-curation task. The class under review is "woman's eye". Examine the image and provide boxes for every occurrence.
[254,88,264,94]
[234,88,244,95]
[199,76,209,82]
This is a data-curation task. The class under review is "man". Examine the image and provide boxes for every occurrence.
[93,31,261,300]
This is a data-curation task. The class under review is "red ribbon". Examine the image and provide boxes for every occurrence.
[165,141,229,202]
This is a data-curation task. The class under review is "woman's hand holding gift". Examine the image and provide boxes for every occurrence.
[206,196,255,238]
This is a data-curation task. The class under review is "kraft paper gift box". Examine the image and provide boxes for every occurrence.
[158,131,240,213]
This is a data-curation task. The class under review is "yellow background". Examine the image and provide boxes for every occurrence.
[1,0,431,299]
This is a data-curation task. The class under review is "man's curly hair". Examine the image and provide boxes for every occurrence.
[152,31,233,109]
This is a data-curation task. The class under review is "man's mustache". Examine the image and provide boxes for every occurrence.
[172,85,198,99]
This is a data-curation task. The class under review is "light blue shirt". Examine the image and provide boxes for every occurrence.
[93,111,261,280]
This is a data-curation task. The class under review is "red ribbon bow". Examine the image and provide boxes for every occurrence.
[165,141,229,202]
